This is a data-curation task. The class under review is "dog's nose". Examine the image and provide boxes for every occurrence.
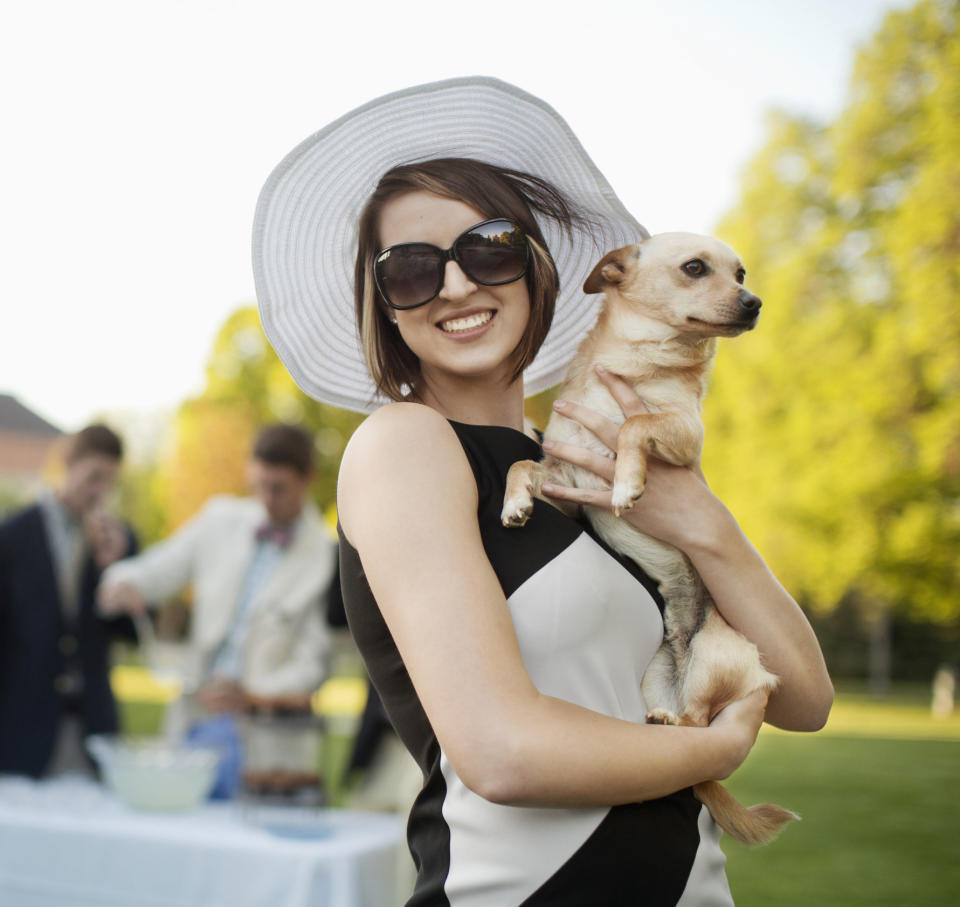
[737,290,762,314]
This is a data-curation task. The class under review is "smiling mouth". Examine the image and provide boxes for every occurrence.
[439,311,495,333]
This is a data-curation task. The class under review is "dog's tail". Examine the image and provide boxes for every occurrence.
[693,780,799,846]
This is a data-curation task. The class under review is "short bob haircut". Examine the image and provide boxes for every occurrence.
[354,158,583,403]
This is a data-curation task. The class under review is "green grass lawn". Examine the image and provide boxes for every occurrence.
[721,689,960,906]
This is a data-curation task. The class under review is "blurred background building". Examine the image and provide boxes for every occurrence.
[0,394,62,506]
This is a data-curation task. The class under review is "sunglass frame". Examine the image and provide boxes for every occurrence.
[373,218,530,310]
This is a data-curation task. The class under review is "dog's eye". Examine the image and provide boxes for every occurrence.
[682,259,707,277]
[736,268,746,284]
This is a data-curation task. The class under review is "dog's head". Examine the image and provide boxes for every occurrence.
[583,232,761,338]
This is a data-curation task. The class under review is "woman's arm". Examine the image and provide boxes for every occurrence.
[540,369,834,732]
[338,402,767,808]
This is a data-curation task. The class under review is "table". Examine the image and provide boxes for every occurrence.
[0,776,405,907]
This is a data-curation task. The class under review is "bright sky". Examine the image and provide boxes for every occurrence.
[2,0,911,432]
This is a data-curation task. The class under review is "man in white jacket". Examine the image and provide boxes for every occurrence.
[99,423,336,738]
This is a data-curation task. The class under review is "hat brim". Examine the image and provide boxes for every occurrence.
[253,76,648,414]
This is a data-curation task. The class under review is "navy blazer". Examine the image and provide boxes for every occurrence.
[0,502,137,777]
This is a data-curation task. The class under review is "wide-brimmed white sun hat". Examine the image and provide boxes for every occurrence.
[253,75,648,413]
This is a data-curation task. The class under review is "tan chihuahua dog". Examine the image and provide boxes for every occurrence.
[501,232,797,845]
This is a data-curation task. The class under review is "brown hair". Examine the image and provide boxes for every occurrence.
[354,158,584,402]
[252,423,314,475]
[65,423,123,464]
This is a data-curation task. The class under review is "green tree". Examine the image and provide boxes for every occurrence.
[161,399,255,530]
[115,462,170,547]
[178,306,364,520]
[703,0,960,684]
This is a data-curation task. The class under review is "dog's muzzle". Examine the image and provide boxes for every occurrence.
[737,289,762,316]
[735,289,762,327]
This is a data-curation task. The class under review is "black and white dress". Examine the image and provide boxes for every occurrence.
[339,421,734,906]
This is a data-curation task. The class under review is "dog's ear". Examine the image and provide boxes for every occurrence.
[583,245,641,294]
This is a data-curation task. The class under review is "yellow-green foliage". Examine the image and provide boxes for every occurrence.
[705,0,960,622]
[168,306,363,520]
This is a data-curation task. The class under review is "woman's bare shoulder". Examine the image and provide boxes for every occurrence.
[338,402,475,537]
[355,400,449,438]
[342,402,457,468]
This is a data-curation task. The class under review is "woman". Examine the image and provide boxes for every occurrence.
[254,77,832,906]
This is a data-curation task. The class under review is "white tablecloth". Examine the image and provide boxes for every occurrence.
[0,776,405,907]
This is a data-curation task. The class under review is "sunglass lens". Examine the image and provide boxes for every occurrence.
[456,221,528,285]
[376,245,442,309]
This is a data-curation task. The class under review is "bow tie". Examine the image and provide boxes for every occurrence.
[255,523,294,548]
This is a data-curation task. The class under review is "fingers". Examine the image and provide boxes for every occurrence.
[551,365,649,449]
[594,365,651,415]
[542,438,615,482]
[541,482,612,509]
[734,688,770,714]
[740,688,771,714]
[711,688,768,723]
[539,436,616,508]
[551,399,620,451]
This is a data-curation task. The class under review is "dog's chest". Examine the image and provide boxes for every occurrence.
[542,381,622,454]
[545,373,701,449]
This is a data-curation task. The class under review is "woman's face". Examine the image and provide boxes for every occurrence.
[376,190,531,397]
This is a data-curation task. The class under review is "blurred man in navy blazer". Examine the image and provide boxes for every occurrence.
[0,424,136,777]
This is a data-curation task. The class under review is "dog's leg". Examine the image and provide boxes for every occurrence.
[611,412,703,514]
[653,572,799,844]
[658,577,799,846]
[641,644,682,726]
[679,603,779,728]
[644,561,706,727]
[502,455,585,527]
[502,460,543,527]
[610,434,648,517]
[656,566,762,729]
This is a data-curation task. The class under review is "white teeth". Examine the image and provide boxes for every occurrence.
[440,311,493,333]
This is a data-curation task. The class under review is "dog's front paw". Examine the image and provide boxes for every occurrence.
[611,480,644,516]
[501,493,534,528]
[646,709,679,726]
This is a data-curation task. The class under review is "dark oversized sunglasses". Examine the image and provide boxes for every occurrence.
[374,218,530,310]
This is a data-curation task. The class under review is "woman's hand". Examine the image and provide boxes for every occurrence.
[540,366,727,552]
[707,689,769,779]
